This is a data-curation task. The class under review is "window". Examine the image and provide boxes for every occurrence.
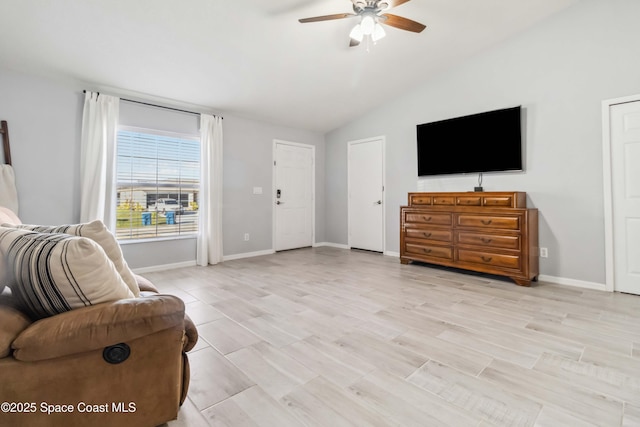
[116,127,200,240]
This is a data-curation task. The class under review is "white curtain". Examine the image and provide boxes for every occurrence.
[79,91,119,228]
[197,114,223,266]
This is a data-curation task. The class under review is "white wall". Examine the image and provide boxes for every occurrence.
[325,0,640,285]
[0,71,83,225]
[223,115,325,257]
[0,69,325,269]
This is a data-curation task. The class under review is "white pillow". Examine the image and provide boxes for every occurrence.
[3,220,140,297]
[0,207,20,292]
[0,226,135,320]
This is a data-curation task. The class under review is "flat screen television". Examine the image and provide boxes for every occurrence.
[417,106,523,177]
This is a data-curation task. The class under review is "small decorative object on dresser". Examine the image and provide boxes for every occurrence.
[400,191,538,286]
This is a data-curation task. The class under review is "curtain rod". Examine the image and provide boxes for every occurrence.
[82,90,222,119]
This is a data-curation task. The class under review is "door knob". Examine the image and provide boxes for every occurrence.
[375,200,382,205]
[276,201,284,205]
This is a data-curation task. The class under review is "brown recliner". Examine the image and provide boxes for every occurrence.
[0,275,198,427]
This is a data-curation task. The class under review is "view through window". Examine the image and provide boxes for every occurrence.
[116,127,200,240]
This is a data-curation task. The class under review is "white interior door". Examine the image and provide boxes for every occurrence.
[348,137,384,252]
[274,141,314,251]
[609,100,640,295]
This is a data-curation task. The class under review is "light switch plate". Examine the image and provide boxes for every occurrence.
[253,187,263,194]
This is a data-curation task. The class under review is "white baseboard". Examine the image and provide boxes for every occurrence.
[224,244,353,262]
[223,249,276,261]
[313,242,350,249]
[314,242,397,256]
[538,274,607,292]
[133,260,197,274]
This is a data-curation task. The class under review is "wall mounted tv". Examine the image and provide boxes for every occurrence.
[417,106,523,177]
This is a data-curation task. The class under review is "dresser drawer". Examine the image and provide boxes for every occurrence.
[405,243,453,260]
[409,194,432,205]
[433,196,455,206]
[456,232,520,250]
[458,249,521,270]
[456,196,482,206]
[456,214,520,230]
[405,228,452,243]
[405,212,452,226]
[483,196,513,207]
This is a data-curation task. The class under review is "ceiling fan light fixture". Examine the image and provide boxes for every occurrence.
[372,23,386,42]
[360,14,375,35]
[349,23,364,42]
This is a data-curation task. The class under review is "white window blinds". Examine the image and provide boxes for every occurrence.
[116,127,200,240]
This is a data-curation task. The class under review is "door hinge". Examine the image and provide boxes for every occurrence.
[274,160,276,166]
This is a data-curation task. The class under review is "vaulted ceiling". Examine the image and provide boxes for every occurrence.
[0,0,578,132]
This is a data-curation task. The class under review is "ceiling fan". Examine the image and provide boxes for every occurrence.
[299,0,426,47]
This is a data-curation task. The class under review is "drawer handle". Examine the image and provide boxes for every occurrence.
[481,238,493,243]
[481,256,493,263]
[423,248,432,254]
[423,232,432,238]
[481,219,493,225]
[423,216,432,222]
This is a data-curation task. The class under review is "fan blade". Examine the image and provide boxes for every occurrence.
[380,13,426,33]
[349,38,361,47]
[299,13,355,23]
[387,0,411,8]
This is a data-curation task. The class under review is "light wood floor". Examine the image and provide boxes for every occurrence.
[151,247,640,427]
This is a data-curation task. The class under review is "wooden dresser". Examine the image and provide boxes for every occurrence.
[400,191,538,286]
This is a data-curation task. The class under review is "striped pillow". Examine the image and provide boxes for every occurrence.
[0,226,135,320]
[3,220,140,297]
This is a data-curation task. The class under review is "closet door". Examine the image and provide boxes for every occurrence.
[348,137,385,253]
[608,100,640,295]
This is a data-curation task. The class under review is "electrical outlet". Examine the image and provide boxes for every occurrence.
[539,247,548,258]
[244,233,250,241]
